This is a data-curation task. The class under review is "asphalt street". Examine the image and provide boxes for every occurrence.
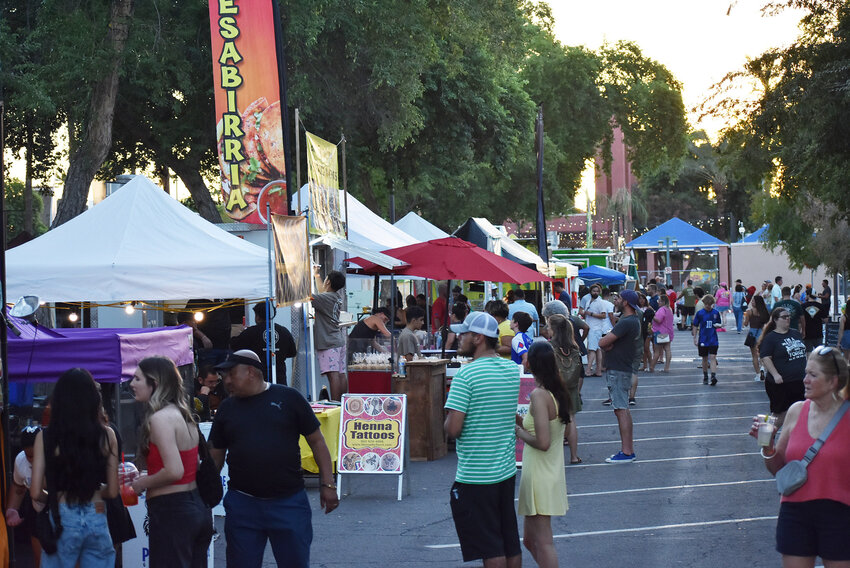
[214,326,800,567]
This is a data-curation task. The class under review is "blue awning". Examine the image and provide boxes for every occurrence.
[577,265,626,285]
[626,217,728,251]
[738,225,768,244]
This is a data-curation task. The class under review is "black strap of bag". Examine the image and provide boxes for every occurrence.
[195,426,224,508]
[36,431,63,554]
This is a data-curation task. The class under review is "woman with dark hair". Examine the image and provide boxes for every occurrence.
[758,307,807,429]
[515,342,570,568]
[547,314,583,463]
[745,294,771,382]
[445,302,470,351]
[130,356,213,567]
[30,368,119,567]
[6,426,44,567]
[651,294,674,373]
[638,292,655,372]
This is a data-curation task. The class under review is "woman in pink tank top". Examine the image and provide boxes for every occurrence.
[749,346,850,566]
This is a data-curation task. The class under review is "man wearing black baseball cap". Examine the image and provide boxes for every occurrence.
[598,289,641,463]
[209,349,339,566]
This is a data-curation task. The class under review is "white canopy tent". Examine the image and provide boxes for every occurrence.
[394,211,449,241]
[7,175,272,302]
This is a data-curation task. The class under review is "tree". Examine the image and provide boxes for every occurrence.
[731,1,850,273]
[4,179,48,243]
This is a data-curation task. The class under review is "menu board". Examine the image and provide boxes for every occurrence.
[516,374,537,465]
[338,394,406,475]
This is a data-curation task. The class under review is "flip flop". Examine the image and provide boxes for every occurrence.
[569,458,583,465]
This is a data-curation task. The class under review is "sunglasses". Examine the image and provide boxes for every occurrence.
[813,345,840,375]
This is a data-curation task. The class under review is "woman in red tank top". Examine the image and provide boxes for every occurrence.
[129,357,213,567]
[749,346,850,566]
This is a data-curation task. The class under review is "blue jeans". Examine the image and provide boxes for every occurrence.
[732,306,743,332]
[224,489,312,568]
[41,502,115,568]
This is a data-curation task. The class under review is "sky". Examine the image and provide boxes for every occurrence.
[551,0,807,209]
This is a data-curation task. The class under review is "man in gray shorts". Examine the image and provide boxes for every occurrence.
[598,289,642,463]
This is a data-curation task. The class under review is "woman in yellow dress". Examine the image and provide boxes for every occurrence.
[515,341,571,568]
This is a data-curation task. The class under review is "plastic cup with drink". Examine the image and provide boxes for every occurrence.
[119,460,140,506]
[756,414,776,447]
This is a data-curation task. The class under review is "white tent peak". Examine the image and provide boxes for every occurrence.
[394,212,449,241]
[7,175,272,302]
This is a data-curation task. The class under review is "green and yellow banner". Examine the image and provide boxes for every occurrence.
[305,132,345,236]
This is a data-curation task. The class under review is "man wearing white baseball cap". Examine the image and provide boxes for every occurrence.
[444,312,522,567]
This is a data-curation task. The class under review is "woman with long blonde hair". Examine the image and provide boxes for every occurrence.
[130,356,213,567]
[547,314,583,464]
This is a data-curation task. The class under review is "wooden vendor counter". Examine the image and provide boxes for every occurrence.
[391,359,449,461]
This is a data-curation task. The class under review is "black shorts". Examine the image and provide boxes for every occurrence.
[449,476,521,562]
[697,345,718,357]
[765,379,805,414]
[777,499,850,560]
[682,306,695,317]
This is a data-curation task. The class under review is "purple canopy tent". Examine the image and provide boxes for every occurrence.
[7,313,193,383]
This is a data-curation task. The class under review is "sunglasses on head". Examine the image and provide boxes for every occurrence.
[813,344,840,375]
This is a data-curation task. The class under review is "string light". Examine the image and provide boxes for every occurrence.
[68,312,78,322]
[124,302,136,315]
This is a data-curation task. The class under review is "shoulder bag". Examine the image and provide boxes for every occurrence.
[105,495,136,544]
[744,333,756,348]
[775,400,850,496]
[196,426,223,508]
[35,432,62,554]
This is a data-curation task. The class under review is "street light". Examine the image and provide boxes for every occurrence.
[658,237,679,286]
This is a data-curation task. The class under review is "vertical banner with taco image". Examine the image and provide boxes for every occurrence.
[209,0,289,224]
[305,132,345,236]
[270,215,310,307]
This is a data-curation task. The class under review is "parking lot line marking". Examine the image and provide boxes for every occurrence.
[567,478,773,497]
[425,516,778,548]
[566,451,758,468]
[630,380,755,389]
[578,432,746,446]
[591,390,766,401]
[582,400,766,415]
[578,415,753,429]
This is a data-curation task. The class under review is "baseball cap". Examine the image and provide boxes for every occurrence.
[450,311,499,338]
[214,349,264,371]
[620,289,640,310]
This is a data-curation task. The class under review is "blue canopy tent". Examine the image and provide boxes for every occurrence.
[578,265,626,285]
[625,217,728,251]
[738,225,768,243]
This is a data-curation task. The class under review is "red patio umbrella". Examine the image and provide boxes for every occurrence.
[347,236,550,284]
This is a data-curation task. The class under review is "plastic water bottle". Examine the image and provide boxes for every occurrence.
[398,358,406,377]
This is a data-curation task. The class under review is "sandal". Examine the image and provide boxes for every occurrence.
[569,458,583,465]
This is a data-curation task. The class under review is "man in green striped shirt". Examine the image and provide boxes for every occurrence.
[444,311,521,567]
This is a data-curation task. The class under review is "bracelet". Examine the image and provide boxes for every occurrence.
[320,483,337,490]
[760,447,777,459]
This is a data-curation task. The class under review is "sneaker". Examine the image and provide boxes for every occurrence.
[710,376,717,386]
[602,398,612,406]
[628,397,636,406]
[605,451,636,463]
[753,373,761,382]
[718,328,726,332]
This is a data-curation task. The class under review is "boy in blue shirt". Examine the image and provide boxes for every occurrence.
[692,294,721,385]
[510,311,533,371]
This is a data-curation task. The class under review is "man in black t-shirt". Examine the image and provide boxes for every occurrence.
[818,279,832,310]
[230,302,297,384]
[210,350,339,568]
[598,289,642,463]
[801,298,830,351]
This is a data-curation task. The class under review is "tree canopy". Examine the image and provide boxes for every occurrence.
[3,0,689,232]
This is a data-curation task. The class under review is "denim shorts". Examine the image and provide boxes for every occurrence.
[41,502,115,568]
[605,369,632,409]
